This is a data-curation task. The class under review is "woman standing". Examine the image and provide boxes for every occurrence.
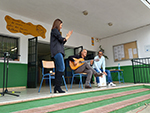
[50,19,73,93]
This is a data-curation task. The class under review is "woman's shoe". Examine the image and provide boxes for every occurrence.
[54,86,65,93]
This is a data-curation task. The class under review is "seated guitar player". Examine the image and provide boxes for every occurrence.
[68,49,103,89]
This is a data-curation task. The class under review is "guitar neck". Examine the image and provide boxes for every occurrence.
[81,60,90,63]
[69,58,98,70]
[81,59,96,63]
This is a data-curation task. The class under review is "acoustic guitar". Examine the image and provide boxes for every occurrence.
[69,58,98,70]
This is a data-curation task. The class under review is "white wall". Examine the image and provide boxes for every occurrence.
[100,25,150,67]
[0,10,51,64]
[61,29,100,52]
[0,9,100,64]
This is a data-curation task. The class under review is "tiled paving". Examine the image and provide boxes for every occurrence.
[13,88,149,113]
[127,104,150,113]
[0,83,150,113]
[0,83,135,105]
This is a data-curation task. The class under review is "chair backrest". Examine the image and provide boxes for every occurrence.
[42,60,55,68]
[42,60,55,75]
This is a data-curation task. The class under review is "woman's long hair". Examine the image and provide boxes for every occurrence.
[51,19,62,31]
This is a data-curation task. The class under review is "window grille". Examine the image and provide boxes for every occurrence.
[0,35,19,61]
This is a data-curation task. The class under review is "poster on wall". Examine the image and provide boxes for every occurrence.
[128,48,133,59]
[5,15,47,39]
[114,45,125,61]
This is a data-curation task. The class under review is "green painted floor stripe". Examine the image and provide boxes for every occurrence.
[50,90,150,113]
[0,85,149,113]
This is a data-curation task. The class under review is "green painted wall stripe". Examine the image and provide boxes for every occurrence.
[0,63,135,88]
[0,62,148,88]
[0,63,27,88]
[106,65,134,83]
[107,65,150,83]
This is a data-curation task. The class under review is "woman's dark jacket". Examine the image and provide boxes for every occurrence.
[50,28,67,58]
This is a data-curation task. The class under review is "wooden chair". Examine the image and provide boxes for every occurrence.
[38,60,68,93]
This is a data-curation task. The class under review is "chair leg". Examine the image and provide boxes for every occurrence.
[62,75,68,91]
[89,83,91,87]
[38,77,44,93]
[79,77,81,88]
[80,75,83,89]
[70,76,75,89]
[79,81,80,88]
[49,76,52,93]
[121,72,125,83]
[93,75,97,86]
[118,72,121,83]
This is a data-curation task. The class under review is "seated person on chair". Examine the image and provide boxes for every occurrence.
[93,50,116,87]
[68,49,103,89]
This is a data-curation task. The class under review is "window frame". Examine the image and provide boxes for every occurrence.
[0,34,19,61]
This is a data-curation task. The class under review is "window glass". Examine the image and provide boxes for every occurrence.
[0,35,19,61]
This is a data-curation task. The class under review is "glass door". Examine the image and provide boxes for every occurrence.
[27,37,38,88]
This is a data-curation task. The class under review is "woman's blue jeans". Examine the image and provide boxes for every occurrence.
[54,53,65,72]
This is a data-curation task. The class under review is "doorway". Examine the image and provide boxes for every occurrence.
[27,39,52,88]
[28,42,96,87]
[37,42,51,86]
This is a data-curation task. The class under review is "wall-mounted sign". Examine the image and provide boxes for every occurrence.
[91,37,94,46]
[144,45,150,52]
[5,15,47,39]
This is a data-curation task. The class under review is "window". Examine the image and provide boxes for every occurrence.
[0,35,19,61]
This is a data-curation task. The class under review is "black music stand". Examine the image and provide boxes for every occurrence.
[0,52,20,97]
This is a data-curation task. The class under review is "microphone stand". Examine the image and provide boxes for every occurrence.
[0,52,20,97]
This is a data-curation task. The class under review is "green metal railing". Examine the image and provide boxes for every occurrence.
[131,57,150,83]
